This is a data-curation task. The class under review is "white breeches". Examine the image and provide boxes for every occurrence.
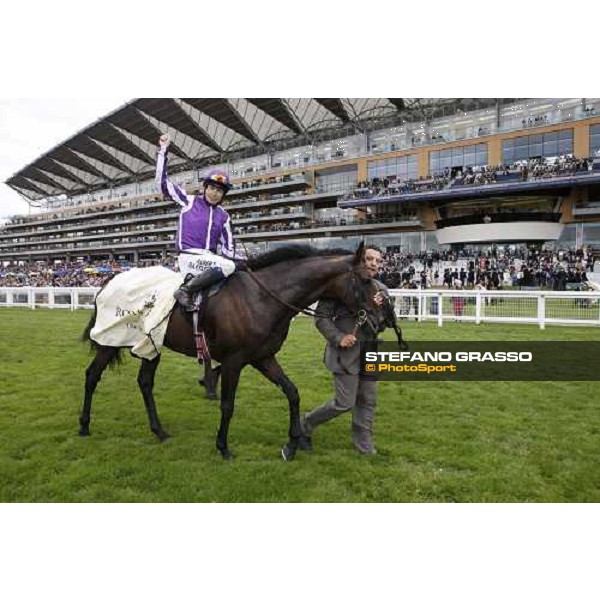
[178,249,235,278]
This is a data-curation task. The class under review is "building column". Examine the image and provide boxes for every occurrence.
[357,158,368,184]
[419,205,437,229]
[573,121,590,158]
[418,150,429,178]
[576,222,584,250]
[488,138,503,165]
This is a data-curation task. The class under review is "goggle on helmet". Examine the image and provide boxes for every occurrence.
[203,170,232,193]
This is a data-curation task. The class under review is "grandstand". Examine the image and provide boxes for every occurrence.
[2,98,600,268]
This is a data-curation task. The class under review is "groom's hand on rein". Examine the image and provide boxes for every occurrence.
[373,291,385,306]
[340,334,357,348]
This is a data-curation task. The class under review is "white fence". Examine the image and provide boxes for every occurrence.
[2,286,600,329]
[388,289,600,329]
[0,287,98,311]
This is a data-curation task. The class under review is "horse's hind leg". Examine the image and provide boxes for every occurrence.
[79,345,119,436]
[137,356,170,442]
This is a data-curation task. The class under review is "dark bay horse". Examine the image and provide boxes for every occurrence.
[80,243,378,460]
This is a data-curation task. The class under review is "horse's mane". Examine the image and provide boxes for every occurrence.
[246,244,353,271]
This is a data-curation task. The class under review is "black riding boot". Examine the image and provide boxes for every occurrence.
[174,267,226,311]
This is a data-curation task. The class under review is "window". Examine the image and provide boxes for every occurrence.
[502,129,573,162]
[367,154,418,181]
[315,166,358,193]
[590,124,600,157]
[429,144,487,174]
[544,132,558,156]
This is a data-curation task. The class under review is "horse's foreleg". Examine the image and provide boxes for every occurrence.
[252,356,303,461]
[137,356,169,442]
[79,346,120,436]
[216,360,242,460]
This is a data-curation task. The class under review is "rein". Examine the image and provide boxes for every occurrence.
[236,241,387,336]
[239,238,325,317]
[244,267,340,319]
[244,265,366,327]
[242,260,408,351]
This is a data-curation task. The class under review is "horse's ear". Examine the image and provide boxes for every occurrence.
[353,242,365,266]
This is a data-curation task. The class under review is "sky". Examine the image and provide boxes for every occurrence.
[0,98,128,220]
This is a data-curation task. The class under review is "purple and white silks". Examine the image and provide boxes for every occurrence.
[155,148,235,278]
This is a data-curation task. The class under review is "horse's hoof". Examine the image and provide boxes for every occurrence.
[281,444,296,461]
[205,393,218,401]
[78,428,90,437]
[298,436,313,453]
[219,448,234,460]
[155,431,171,443]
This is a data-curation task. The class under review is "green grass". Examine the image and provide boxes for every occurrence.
[1,307,599,502]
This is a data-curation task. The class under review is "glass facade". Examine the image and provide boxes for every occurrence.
[364,232,423,253]
[590,125,600,158]
[556,224,576,249]
[254,232,428,253]
[367,154,418,181]
[314,166,358,193]
[310,236,359,251]
[502,129,573,163]
[429,143,488,174]
[582,222,600,245]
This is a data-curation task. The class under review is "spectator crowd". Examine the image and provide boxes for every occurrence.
[346,154,598,200]
[1,246,596,292]
[378,246,596,292]
[0,257,177,288]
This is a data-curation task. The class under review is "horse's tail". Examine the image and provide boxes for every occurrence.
[81,275,123,368]
[81,306,97,344]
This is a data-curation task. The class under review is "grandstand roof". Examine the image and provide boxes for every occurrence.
[5,98,507,205]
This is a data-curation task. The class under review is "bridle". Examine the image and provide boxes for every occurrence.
[239,244,407,348]
[244,263,369,326]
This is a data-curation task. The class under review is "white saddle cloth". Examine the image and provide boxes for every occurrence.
[90,266,184,359]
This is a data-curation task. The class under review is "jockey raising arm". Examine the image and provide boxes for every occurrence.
[156,134,241,310]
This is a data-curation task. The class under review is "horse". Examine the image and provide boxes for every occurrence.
[80,243,380,460]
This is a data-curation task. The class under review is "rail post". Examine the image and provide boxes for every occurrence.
[538,293,546,330]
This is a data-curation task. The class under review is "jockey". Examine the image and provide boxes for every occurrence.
[156,134,240,310]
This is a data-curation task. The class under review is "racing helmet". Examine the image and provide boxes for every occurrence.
[203,169,232,194]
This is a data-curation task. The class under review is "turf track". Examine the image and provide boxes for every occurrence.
[1,307,599,502]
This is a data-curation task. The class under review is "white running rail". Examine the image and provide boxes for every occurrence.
[2,286,600,329]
